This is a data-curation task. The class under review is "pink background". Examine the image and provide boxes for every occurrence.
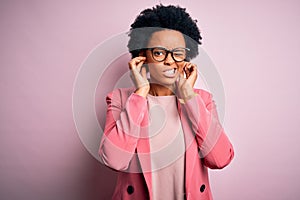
[1,0,300,199]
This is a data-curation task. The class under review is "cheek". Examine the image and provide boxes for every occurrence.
[148,63,161,74]
[176,62,185,73]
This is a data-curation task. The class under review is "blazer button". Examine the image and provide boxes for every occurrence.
[200,184,206,193]
[127,185,134,195]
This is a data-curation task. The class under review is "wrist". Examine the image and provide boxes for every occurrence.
[178,88,197,104]
[134,87,149,98]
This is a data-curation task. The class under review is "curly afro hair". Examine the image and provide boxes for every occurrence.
[127,4,202,61]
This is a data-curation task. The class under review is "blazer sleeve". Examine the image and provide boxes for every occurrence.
[182,89,234,169]
[98,89,148,171]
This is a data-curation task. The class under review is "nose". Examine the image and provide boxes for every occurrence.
[164,52,175,65]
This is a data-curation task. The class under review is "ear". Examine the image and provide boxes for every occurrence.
[138,51,147,63]
[138,51,145,57]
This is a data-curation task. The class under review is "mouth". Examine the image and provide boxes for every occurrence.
[163,68,177,78]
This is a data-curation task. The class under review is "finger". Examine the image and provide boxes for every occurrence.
[178,72,186,86]
[129,59,138,70]
[134,56,146,64]
[180,63,185,76]
[136,60,145,72]
[188,63,196,71]
[178,61,187,72]
[136,56,146,60]
[128,57,146,69]
[141,66,147,79]
[184,63,192,78]
[180,69,185,76]
[187,64,198,87]
[189,64,197,77]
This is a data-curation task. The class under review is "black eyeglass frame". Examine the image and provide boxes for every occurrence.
[143,47,190,62]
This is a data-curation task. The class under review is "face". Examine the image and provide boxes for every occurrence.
[144,30,186,87]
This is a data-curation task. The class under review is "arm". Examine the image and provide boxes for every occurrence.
[182,89,234,169]
[98,89,147,171]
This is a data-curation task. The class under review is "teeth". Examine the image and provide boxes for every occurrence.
[165,69,176,75]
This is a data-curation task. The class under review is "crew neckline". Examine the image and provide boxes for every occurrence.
[147,93,176,98]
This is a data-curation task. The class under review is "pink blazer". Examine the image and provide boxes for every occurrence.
[99,87,234,200]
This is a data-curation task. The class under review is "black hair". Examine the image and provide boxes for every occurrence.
[127,4,202,60]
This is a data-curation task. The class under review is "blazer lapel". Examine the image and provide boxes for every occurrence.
[177,99,197,193]
[136,106,153,200]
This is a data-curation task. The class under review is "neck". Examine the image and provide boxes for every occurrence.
[149,84,175,96]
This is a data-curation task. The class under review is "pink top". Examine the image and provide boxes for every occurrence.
[147,94,186,200]
[99,88,235,199]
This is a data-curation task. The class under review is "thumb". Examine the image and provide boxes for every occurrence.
[178,73,185,86]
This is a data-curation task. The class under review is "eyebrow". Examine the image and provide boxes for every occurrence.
[147,46,187,50]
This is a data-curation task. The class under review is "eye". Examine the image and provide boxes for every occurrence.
[174,52,184,56]
[173,51,185,57]
[153,50,165,57]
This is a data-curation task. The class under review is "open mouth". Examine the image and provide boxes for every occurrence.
[163,68,177,77]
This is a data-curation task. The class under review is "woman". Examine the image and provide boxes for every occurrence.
[99,4,234,200]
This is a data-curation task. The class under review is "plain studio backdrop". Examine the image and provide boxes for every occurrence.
[1,0,299,199]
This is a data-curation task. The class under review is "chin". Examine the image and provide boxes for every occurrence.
[150,73,179,85]
[150,79,176,89]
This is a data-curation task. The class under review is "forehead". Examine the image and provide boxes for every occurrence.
[147,30,186,49]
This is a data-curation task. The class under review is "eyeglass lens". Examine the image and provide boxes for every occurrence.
[152,47,187,62]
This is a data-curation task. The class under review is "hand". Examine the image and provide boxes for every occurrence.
[128,56,150,97]
[176,62,198,102]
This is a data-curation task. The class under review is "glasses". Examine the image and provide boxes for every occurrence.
[145,47,190,62]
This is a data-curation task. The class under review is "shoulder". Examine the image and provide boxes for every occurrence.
[194,88,212,99]
[106,87,135,98]
[193,88,213,105]
[106,87,136,105]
